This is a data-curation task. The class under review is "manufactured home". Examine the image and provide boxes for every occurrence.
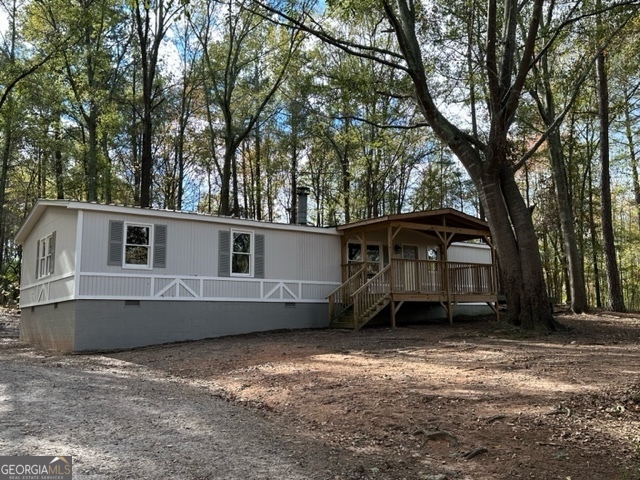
[15,199,498,352]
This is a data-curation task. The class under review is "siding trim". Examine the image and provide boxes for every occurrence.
[74,211,83,298]
[35,239,40,279]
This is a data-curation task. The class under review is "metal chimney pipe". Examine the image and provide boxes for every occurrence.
[296,186,310,225]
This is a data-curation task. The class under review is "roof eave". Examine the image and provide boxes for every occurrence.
[14,199,71,245]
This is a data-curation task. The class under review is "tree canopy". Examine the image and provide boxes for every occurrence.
[1,0,640,322]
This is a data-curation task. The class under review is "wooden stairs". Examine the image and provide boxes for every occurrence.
[328,265,392,330]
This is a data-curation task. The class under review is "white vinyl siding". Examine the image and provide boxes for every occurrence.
[80,211,341,282]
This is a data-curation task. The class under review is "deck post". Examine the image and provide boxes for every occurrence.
[437,231,454,325]
[388,224,395,328]
[390,297,396,328]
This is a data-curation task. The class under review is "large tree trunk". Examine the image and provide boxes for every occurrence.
[500,164,556,330]
[381,0,556,330]
[533,53,588,313]
[546,128,588,313]
[597,49,625,312]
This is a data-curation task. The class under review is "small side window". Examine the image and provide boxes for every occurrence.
[36,232,55,279]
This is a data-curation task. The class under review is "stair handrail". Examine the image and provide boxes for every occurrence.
[352,264,391,329]
[327,264,367,322]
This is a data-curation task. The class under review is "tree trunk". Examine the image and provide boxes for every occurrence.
[134,0,171,208]
[546,128,588,312]
[87,108,98,202]
[0,112,12,270]
[380,0,556,330]
[220,140,233,215]
[255,122,262,221]
[623,91,640,232]
[597,49,625,312]
[101,133,112,203]
[54,123,64,199]
[587,162,602,308]
[533,53,588,313]
[290,127,298,224]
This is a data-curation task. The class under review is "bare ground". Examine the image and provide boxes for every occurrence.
[2,310,640,479]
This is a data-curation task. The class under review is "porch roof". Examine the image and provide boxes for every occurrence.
[336,208,491,244]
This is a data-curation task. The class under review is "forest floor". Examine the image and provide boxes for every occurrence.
[2,309,640,479]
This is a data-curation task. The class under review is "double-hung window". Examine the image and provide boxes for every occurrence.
[231,230,253,276]
[108,220,167,269]
[124,223,152,268]
[36,232,55,279]
[218,229,264,278]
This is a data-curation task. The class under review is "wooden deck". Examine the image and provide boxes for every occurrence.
[328,259,498,329]
[330,209,498,329]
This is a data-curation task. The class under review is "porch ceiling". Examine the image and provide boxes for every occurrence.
[336,208,491,244]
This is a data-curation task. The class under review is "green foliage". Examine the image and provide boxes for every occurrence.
[0,0,639,313]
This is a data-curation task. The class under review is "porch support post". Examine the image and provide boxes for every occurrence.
[437,231,455,325]
[388,223,395,328]
[340,234,347,282]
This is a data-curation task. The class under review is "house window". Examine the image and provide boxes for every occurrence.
[37,233,55,279]
[231,230,253,276]
[347,242,382,277]
[124,223,152,268]
[402,245,419,260]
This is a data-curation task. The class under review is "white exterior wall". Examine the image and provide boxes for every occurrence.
[76,209,341,304]
[341,230,489,263]
[20,208,78,307]
[448,242,492,264]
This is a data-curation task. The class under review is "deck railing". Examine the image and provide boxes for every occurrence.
[328,259,497,326]
[328,264,367,322]
[448,262,496,294]
[391,259,496,295]
[352,264,391,329]
[392,259,444,293]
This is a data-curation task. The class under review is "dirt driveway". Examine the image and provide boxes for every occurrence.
[2,310,640,479]
[0,314,339,479]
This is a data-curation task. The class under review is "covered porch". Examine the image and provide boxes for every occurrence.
[328,209,498,329]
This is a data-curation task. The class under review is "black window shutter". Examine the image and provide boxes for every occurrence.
[49,231,56,274]
[108,220,124,266]
[35,239,40,279]
[218,230,230,277]
[254,234,265,279]
[153,224,167,268]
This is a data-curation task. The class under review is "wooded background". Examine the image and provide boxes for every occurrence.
[1,0,639,315]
